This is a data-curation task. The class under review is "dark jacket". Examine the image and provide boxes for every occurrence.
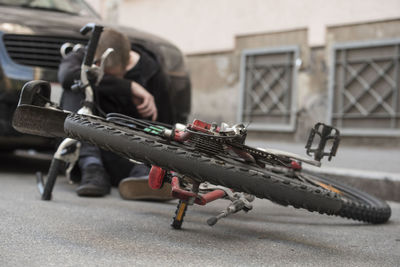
[58,46,173,124]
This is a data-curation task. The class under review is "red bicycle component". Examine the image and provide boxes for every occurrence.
[171,176,197,200]
[291,161,302,170]
[170,176,226,205]
[196,190,226,205]
[173,119,223,142]
[190,119,220,133]
[148,166,166,189]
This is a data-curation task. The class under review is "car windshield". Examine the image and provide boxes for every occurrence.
[0,0,98,17]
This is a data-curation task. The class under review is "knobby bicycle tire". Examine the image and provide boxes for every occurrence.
[64,114,391,224]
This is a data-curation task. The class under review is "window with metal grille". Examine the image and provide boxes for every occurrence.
[238,46,299,131]
[328,39,400,136]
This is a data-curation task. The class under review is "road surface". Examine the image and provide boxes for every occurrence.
[0,154,399,266]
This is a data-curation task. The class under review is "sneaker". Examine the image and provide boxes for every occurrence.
[76,165,111,197]
[118,177,173,201]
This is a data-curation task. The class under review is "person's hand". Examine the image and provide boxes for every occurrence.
[131,81,158,121]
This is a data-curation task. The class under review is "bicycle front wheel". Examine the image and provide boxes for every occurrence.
[64,113,391,224]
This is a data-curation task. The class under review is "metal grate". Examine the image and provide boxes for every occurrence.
[328,39,400,136]
[3,34,86,69]
[238,46,299,131]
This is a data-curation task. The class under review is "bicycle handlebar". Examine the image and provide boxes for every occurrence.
[80,23,104,67]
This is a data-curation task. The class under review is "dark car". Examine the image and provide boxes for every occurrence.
[0,0,191,151]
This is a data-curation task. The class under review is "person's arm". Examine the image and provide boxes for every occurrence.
[131,81,157,121]
[97,75,132,97]
[98,76,158,121]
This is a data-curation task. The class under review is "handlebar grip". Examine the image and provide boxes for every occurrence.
[80,23,104,67]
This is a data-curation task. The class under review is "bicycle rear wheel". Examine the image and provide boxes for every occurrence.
[64,113,391,224]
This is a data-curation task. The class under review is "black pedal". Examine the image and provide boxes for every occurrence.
[305,123,340,162]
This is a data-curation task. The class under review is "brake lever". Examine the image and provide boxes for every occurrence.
[90,48,114,86]
[71,40,113,91]
[79,23,103,68]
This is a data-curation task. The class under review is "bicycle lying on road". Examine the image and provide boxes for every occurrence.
[12,23,391,229]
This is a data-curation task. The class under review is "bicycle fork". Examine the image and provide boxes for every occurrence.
[36,138,81,200]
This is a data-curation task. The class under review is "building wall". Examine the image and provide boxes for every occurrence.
[116,0,400,54]
[86,0,120,23]
[187,51,237,124]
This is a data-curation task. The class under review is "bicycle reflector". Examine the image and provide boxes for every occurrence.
[148,166,166,189]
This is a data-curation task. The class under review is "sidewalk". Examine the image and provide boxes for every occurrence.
[246,139,400,201]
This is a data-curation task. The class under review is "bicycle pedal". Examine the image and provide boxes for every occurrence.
[305,122,340,162]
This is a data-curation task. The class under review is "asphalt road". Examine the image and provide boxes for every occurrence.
[0,154,399,266]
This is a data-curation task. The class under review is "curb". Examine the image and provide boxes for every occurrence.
[303,165,400,202]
